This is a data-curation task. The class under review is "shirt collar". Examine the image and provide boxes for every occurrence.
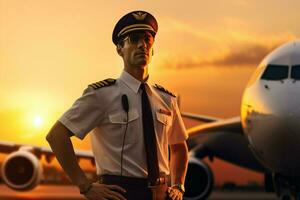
[119,70,149,94]
[119,70,171,109]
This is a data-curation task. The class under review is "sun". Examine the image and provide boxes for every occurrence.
[33,116,43,127]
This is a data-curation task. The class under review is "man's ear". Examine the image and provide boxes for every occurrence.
[116,44,123,56]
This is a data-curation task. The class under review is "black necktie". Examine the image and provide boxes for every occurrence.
[140,83,159,184]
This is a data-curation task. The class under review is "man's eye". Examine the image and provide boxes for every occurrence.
[145,37,152,43]
[130,35,140,43]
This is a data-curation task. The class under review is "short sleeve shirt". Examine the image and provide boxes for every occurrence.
[59,70,188,177]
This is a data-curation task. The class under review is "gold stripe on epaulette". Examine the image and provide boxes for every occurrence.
[90,84,97,89]
[107,78,115,83]
[89,78,116,90]
[154,84,176,97]
[95,82,102,87]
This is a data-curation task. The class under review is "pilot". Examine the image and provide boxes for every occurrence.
[46,10,188,200]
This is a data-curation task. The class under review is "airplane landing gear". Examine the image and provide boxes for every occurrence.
[280,194,300,200]
[295,193,300,200]
[280,194,292,200]
[272,173,300,200]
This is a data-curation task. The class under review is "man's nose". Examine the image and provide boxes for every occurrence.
[137,38,147,48]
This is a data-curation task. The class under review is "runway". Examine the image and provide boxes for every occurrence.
[0,184,279,200]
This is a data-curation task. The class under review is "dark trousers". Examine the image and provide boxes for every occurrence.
[99,175,168,200]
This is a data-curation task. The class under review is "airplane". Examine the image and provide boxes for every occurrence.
[182,40,300,200]
[0,40,299,200]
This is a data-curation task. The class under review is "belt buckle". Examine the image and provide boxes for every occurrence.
[157,177,163,185]
[158,177,166,185]
[148,177,165,188]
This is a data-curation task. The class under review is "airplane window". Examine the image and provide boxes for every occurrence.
[261,64,289,80]
[291,65,300,80]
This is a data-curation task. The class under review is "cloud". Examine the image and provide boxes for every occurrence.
[186,42,279,68]
[158,36,296,69]
[157,17,297,69]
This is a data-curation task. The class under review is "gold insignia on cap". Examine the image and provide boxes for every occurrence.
[132,11,147,21]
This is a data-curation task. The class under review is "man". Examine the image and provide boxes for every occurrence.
[46,10,188,200]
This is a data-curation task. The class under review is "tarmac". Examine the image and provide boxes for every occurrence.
[0,184,279,200]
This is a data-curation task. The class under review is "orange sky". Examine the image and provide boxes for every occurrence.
[1,0,300,185]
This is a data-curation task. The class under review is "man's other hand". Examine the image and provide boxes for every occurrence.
[167,187,183,200]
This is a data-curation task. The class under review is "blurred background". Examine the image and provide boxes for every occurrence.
[1,0,300,191]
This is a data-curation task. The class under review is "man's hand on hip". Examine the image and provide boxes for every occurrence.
[84,183,127,200]
[167,187,183,200]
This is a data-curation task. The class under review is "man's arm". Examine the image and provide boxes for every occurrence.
[168,141,189,200]
[169,141,189,185]
[46,121,89,188]
[46,121,126,200]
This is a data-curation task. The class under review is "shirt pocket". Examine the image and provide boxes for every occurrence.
[156,111,172,126]
[155,110,172,147]
[107,109,139,144]
[155,109,172,136]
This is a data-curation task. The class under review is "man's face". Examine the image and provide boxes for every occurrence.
[119,31,154,69]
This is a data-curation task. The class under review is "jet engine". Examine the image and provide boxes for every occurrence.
[184,157,214,200]
[1,150,43,191]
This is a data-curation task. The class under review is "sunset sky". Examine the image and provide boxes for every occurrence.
[1,0,300,185]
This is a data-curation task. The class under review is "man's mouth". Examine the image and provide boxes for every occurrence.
[135,51,148,56]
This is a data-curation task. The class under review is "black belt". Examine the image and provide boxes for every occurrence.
[98,174,167,187]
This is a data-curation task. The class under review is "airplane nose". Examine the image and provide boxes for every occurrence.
[249,114,300,176]
[245,84,300,176]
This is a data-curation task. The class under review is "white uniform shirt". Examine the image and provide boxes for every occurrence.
[59,70,188,177]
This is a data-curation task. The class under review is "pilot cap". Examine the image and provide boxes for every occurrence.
[112,10,158,45]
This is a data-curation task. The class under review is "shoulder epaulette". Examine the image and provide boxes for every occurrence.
[89,78,116,90]
[153,84,176,97]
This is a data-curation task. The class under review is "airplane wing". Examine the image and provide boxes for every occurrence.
[0,140,94,162]
[186,116,268,173]
[181,112,221,122]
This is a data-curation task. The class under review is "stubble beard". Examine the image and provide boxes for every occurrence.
[133,54,150,69]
